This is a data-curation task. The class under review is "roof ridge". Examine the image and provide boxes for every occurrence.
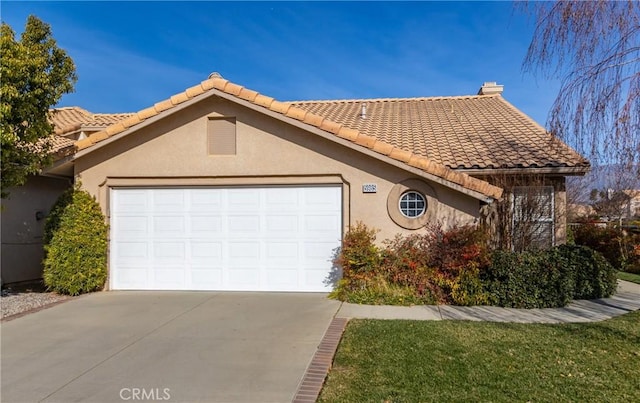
[90,112,134,116]
[51,106,91,112]
[288,94,500,104]
[74,77,503,200]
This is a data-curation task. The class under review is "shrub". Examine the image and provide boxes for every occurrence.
[43,186,108,296]
[554,244,617,299]
[332,222,490,306]
[483,245,617,308]
[334,221,381,276]
[627,244,640,274]
[379,233,438,300]
[332,223,616,308]
[450,263,492,306]
[483,250,549,308]
[330,274,436,306]
[572,223,640,271]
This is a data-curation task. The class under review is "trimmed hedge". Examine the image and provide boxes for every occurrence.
[43,186,108,295]
[483,245,617,308]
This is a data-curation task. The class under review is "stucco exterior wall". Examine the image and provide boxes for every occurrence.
[74,96,480,243]
[552,177,567,245]
[1,175,71,284]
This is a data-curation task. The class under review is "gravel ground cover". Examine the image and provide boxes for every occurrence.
[1,281,73,320]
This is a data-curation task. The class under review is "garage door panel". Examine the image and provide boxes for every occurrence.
[153,216,186,236]
[114,267,148,289]
[114,190,148,212]
[265,188,300,209]
[152,189,186,212]
[228,269,260,288]
[114,242,149,260]
[229,242,260,258]
[265,242,299,258]
[111,186,341,291]
[153,268,185,288]
[266,269,298,288]
[227,189,260,210]
[189,189,222,211]
[113,216,149,239]
[304,215,341,235]
[153,242,185,261]
[265,215,298,233]
[190,269,223,289]
[190,215,223,235]
[303,269,332,290]
[304,242,339,258]
[190,242,222,260]
[303,188,341,210]
[265,242,299,269]
[228,215,260,232]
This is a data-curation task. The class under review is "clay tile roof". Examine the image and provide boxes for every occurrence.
[73,78,558,200]
[50,135,76,155]
[290,96,589,171]
[50,107,133,135]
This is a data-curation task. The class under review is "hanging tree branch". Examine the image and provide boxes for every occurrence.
[521,0,640,174]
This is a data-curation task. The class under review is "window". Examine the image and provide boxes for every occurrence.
[399,191,426,218]
[387,180,438,230]
[512,186,554,251]
[208,117,236,155]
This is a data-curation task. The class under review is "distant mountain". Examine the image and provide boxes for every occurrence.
[567,164,640,203]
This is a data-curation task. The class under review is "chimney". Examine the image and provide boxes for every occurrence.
[477,82,504,95]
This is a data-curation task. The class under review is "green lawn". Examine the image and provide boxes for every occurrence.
[618,271,640,284]
[319,312,640,403]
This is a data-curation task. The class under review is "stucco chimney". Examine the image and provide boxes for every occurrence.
[477,82,504,95]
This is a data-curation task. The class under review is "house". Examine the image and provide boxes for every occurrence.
[1,76,589,290]
[622,190,640,219]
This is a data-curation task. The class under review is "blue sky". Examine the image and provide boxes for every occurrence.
[2,1,560,126]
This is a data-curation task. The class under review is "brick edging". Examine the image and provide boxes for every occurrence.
[292,317,349,403]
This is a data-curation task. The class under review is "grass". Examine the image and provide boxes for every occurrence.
[318,311,640,403]
[618,271,640,284]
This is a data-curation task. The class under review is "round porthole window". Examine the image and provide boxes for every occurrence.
[399,191,426,218]
[387,179,439,230]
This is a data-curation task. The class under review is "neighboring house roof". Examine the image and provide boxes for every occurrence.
[50,135,76,155]
[622,189,640,199]
[291,96,589,171]
[50,106,134,136]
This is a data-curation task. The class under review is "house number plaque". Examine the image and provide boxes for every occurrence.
[362,183,377,193]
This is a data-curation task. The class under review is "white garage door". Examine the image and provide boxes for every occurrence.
[110,186,342,291]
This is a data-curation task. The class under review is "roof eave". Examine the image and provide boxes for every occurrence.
[458,166,591,177]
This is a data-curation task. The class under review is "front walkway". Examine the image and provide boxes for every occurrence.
[335,280,640,323]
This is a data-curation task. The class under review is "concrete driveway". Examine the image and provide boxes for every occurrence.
[1,291,341,403]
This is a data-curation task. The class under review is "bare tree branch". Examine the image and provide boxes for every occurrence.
[520,0,640,174]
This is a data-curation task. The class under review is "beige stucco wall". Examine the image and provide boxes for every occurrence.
[552,177,568,245]
[1,175,71,284]
[74,96,480,243]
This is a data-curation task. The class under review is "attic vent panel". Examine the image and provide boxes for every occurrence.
[208,117,236,155]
